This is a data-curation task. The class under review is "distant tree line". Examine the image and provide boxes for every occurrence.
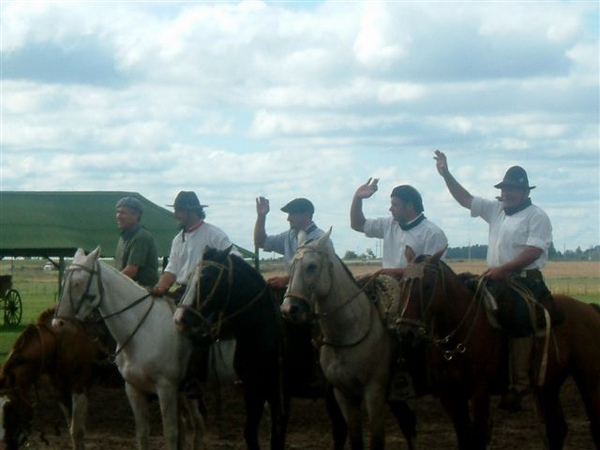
[343,244,600,262]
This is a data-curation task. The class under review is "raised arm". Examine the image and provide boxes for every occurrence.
[254,196,270,248]
[434,150,473,210]
[351,177,379,232]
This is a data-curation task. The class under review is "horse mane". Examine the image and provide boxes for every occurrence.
[37,307,56,325]
[203,247,267,286]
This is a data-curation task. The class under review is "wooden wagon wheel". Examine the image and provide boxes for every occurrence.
[4,289,23,326]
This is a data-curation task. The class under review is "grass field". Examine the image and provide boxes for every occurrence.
[1,258,598,357]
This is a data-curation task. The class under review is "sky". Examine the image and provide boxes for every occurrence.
[1,0,598,259]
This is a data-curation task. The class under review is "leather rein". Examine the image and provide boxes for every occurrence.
[285,246,380,348]
[55,261,153,358]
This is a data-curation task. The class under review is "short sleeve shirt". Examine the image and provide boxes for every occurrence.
[165,222,236,285]
[470,196,552,269]
[263,222,333,273]
[115,223,159,288]
[363,216,448,268]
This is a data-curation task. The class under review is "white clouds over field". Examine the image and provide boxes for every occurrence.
[1,0,598,256]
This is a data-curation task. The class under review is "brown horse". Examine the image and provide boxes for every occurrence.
[394,249,600,450]
[0,307,121,450]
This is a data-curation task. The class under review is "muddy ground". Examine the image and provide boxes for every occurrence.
[21,374,594,449]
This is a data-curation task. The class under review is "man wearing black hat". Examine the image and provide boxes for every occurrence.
[351,178,448,279]
[254,196,332,289]
[434,150,554,412]
[152,191,236,298]
[115,196,158,288]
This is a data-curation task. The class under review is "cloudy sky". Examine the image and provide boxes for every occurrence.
[1,0,598,258]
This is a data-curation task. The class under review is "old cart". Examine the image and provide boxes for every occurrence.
[0,275,22,325]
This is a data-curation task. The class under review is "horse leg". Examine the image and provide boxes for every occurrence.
[334,389,364,450]
[180,396,205,450]
[573,375,600,449]
[125,383,151,450]
[533,384,567,450]
[469,388,492,450]
[243,388,266,450]
[70,392,88,450]
[266,387,289,450]
[325,386,348,450]
[156,386,181,450]
[364,385,388,450]
[387,400,416,450]
[439,393,475,450]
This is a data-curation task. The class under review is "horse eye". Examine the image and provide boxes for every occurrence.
[306,263,318,275]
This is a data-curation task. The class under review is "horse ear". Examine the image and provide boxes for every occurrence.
[298,230,308,246]
[74,248,86,261]
[431,245,448,262]
[317,227,332,249]
[405,245,416,264]
[89,246,101,261]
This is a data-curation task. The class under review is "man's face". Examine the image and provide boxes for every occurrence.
[174,208,193,229]
[500,187,529,209]
[389,197,410,224]
[287,212,311,231]
[116,206,139,231]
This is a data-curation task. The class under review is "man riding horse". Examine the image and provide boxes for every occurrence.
[434,150,559,412]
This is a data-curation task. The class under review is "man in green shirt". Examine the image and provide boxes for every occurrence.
[115,197,159,288]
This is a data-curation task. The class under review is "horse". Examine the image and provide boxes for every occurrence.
[52,247,204,450]
[0,307,122,450]
[394,248,600,449]
[280,229,417,450]
[173,245,349,450]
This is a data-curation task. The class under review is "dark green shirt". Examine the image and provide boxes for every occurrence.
[115,223,159,288]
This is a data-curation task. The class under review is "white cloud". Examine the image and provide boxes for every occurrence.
[1,0,598,257]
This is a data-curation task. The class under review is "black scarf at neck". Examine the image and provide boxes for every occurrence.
[504,198,532,216]
[400,213,426,231]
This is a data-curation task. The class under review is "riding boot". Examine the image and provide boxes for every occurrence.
[500,336,533,412]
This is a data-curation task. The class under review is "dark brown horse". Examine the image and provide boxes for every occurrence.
[394,249,600,449]
[0,307,121,450]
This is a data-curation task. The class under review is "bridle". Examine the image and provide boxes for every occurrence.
[285,245,379,348]
[55,260,153,357]
[179,255,269,339]
[397,259,483,361]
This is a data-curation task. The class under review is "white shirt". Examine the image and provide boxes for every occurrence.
[165,222,237,285]
[363,215,448,268]
[470,196,552,270]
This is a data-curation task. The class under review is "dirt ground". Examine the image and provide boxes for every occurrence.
[17,261,599,449]
[20,376,595,449]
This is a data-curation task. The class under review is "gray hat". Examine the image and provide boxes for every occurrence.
[116,197,144,214]
[167,191,208,210]
[281,198,314,215]
[494,166,536,190]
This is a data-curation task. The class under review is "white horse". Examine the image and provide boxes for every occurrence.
[280,229,415,450]
[53,248,204,450]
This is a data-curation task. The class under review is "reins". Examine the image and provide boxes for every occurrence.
[286,246,380,348]
[56,260,154,358]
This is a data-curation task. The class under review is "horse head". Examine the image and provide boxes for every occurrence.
[281,228,334,324]
[53,247,103,330]
[174,245,237,340]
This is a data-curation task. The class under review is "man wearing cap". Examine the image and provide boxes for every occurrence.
[152,191,237,298]
[434,149,554,412]
[115,196,159,288]
[254,196,332,289]
[350,178,448,278]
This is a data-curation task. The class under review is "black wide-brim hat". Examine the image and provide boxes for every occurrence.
[167,191,208,210]
[494,166,536,190]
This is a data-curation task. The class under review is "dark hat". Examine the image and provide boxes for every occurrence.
[116,196,144,214]
[281,198,314,215]
[494,166,536,190]
[167,191,208,210]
